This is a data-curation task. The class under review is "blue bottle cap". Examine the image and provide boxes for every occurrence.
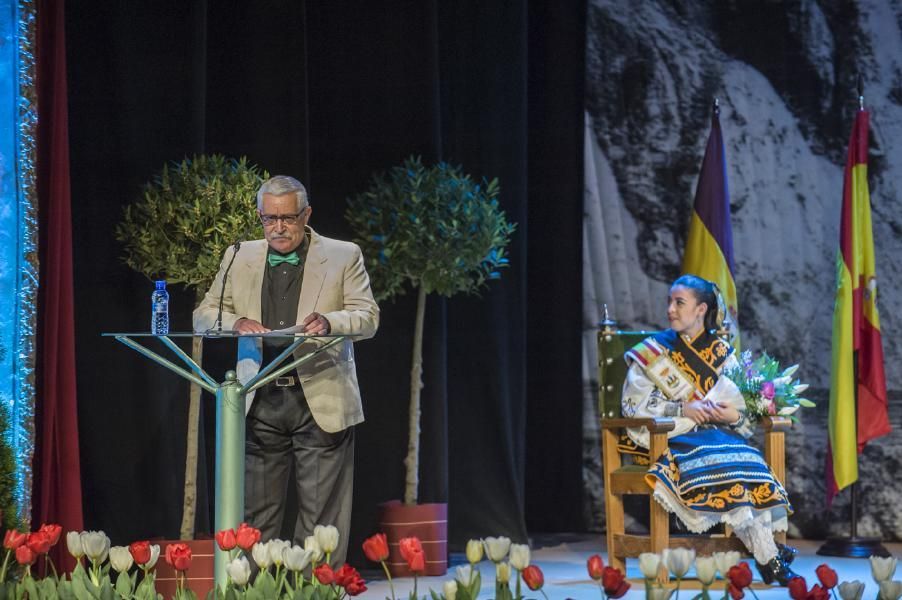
[155,280,166,290]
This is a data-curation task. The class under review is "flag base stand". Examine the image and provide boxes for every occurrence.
[817,536,891,558]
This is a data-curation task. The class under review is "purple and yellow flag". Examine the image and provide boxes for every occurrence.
[682,108,739,345]
[826,108,890,505]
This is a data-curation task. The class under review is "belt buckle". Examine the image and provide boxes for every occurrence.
[275,376,295,387]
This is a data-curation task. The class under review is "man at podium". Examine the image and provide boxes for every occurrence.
[193,175,380,564]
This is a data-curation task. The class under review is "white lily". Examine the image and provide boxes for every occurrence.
[781,364,799,377]
[304,536,324,563]
[80,531,111,563]
[268,539,291,567]
[773,375,792,387]
[466,539,484,564]
[872,556,898,582]
[109,546,133,573]
[283,546,313,572]
[778,406,800,415]
[443,580,458,600]
[455,565,473,586]
[496,561,511,584]
[793,383,809,394]
[838,580,865,600]
[314,525,339,554]
[509,544,530,570]
[695,556,717,586]
[227,556,251,586]
[713,551,741,577]
[252,540,272,569]
[880,580,902,600]
[664,547,695,579]
[483,537,511,562]
[639,552,662,580]
[67,531,85,559]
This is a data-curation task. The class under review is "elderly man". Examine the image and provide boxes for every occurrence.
[193,175,379,563]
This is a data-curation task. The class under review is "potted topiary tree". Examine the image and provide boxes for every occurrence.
[346,156,515,575]
[116,154,266,541]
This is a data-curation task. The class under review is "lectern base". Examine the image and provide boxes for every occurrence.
[817,536,891,558]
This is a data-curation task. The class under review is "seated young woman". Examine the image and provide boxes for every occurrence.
[621,274,797,585]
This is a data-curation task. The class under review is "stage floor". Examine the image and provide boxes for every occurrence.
[361,534,902,599]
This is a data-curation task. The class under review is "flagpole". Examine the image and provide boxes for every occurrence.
[818,81,890,558]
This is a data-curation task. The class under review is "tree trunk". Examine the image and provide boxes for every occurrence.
[179,290,204,539]
[403,286,427,505]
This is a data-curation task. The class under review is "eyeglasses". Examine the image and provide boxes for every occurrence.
[259,208,307,226]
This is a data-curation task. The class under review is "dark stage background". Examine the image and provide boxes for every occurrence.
[66,1,586,561]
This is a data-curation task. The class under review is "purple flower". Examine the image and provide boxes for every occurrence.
[761,381,776,400]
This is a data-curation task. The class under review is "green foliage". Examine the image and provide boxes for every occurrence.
[115,155,267,291]
[345,157,515,302]
[0,399,19,533]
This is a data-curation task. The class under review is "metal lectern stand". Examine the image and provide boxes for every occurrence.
[103,332,353,591]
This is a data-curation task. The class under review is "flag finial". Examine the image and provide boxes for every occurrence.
[712,97,720,116]
[857,74,864,111]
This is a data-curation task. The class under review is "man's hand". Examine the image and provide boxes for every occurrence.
[301,312,331,335]
[234,318,270,335]
[682,400,711,424]
[704,400,741,425]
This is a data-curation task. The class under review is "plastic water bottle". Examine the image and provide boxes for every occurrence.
[151,280,169,335]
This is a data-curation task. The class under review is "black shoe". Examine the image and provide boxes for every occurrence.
[756,556,800,586]
[777,542,798,565]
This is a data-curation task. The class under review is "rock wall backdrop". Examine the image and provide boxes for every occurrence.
[583,0,902,540]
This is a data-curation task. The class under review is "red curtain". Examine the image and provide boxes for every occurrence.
[34,0,83,569]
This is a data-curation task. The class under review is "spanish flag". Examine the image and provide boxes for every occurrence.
[826,107,891,505]
[681,106,739,345]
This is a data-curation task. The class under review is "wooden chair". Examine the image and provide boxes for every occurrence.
[598,328,791,574]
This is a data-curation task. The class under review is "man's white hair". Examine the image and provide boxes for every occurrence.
[256,175,309,211]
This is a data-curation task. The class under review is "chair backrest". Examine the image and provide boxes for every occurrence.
[597,330,658,419]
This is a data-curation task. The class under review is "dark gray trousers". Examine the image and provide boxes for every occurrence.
[244,384,354,565]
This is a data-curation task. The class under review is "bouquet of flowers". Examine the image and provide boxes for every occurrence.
[722,350,815,422]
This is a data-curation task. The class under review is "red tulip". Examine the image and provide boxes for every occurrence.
[164,543,192,572]
[728,583,745,600]
[601,566,631,599]
[334,564,361,587]
[25,531,52,555]
[587,554,604,580]
[409,550,425,573]
[344,577,367,596]
[15,545,36,565]
[3,530,26,550]
[38,524,62,546]
[235,523,261,551]
[216,528,237,551]
[522,565,545,591]
[398,537,423,563]
[788,576,809,600]
[727,562,753,590]
[362,533,389,563]
[129,541,152,565]
[809,585,831,600]
[815,564,838,589]
[314,563,334,585]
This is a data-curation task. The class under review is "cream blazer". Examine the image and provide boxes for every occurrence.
[193,228,380,432]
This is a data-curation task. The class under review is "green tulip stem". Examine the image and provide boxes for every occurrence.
[539,591,549,600]
[598,581,606,600]
[0,548,10,582]
[45,554,58,581]
[515,570,522,600]
[380,560,396,600]
[294,570,302,591]
[831,589,839,600]
[747,586,761,600]
[675,577,682,600]
[413,572,418,600]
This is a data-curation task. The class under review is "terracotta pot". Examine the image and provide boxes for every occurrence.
[154,539,214,599]
[378,501,448,577]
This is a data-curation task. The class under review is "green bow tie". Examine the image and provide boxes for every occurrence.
[268,252,300,267]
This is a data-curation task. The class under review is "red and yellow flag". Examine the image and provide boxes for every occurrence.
[826,108,891,505]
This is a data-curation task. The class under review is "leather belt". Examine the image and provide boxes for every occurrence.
[274,376,296,387]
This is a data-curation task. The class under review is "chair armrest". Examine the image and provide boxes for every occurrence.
[601,417,676,433]
[760,416,793,432]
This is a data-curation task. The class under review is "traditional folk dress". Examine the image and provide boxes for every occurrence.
[621,329,792,563]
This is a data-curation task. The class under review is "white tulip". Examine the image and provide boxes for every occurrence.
[778,406,800,415]
[695,556,717,586]
[872,556,898,582]
[664,547,695,579]
[781,364,799,378]
[483,537,511,562]
[496,561,511,584]
[283,546,313,572]
[443,580,458,600]
[304,536,324,563]
[838,580,865,600]
[639,552,662,580]
[80,531,111,563]
[268,539,291,567]
[466,539,484,564]
[109,546,133,573]
[455,565,473,586]
[67,531,85,559]
[792,383,809,394]
[227,556,251,586]
[880,580,902,600]
[146,545,161,569]
[252,540,272,569]
[647,584,674,600]
[713,551,741,576]
[509,544,530,571]
[314,525,339,554]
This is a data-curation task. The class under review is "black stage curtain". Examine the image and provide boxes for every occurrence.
[66,0,585,560]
